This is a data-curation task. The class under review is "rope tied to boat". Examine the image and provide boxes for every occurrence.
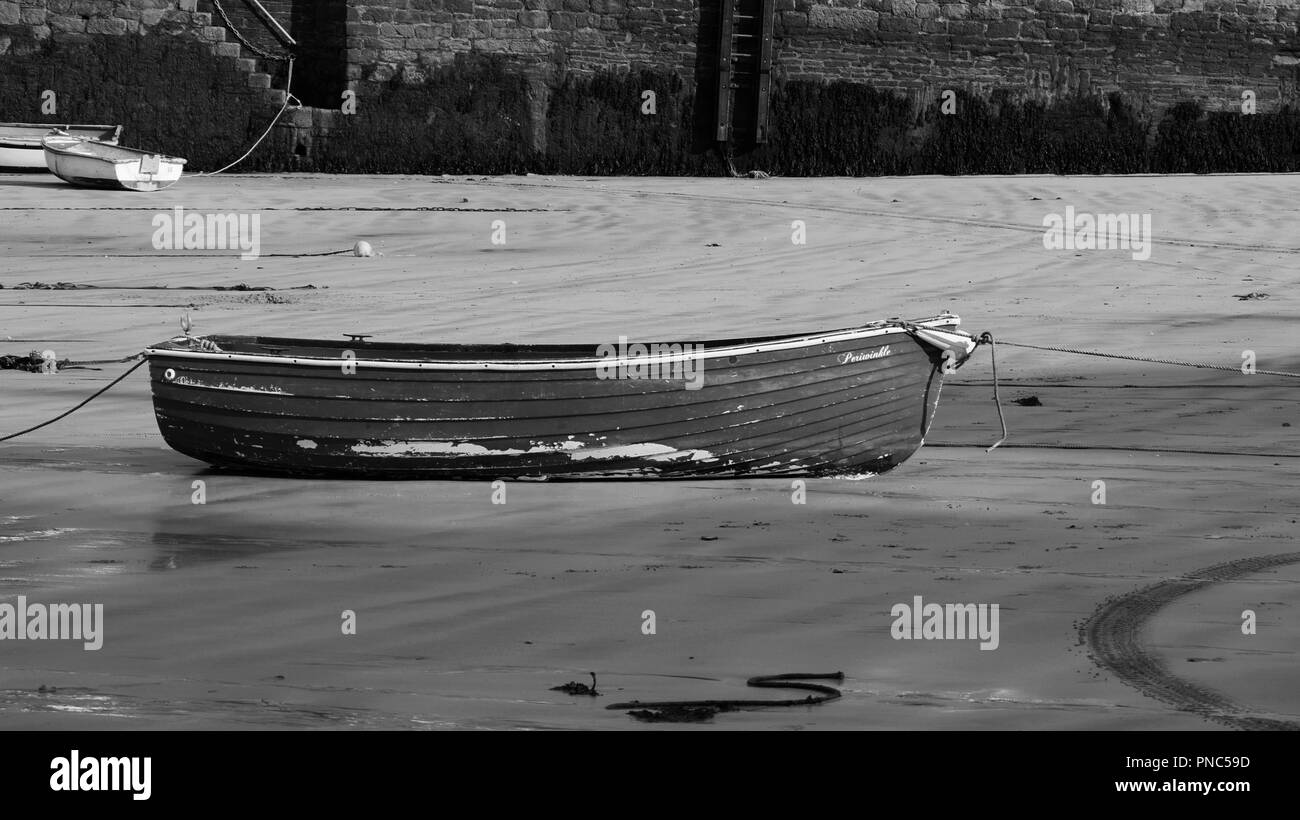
[994,340,1300,379]
[962,332,1300,457]
[974,332,1009,451]
[198,57,300,178]
[0,357,146,443]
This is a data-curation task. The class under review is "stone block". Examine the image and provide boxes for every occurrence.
[47,14,86,32]
[85,16,131,35]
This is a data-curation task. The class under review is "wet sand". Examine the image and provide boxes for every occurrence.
[1,172,1297,729]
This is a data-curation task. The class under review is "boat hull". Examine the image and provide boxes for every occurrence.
[0,144,45,171]
[42,135,184,192]
[144,318,974,480]
[0,124,120,171]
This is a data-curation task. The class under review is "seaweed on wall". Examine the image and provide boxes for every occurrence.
[314,54,536,175]
[3,34,1298,176]
[541,69,711,175]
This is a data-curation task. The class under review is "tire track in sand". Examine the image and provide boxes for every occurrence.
[1081,552,1300,730]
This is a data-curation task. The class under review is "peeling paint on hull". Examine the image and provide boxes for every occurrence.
[145,317,972,479]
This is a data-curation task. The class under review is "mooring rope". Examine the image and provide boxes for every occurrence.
[66,352,145,367]
[975,332,1008,451]
[964,333,1299,456]
[199,56,299,178]
[0,358,147,443]
[995,340,1300,379]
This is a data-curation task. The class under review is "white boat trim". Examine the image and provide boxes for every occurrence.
[42,138,186,165]
[146,316,973,371]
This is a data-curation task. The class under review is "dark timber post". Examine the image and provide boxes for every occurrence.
[754,0,775,144]
[713,0,778,154]
[715,1,736,143]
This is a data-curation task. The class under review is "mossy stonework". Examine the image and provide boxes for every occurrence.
[1,0,1298,172]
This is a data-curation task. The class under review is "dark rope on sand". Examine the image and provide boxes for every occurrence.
[0,358,146,443]
[607,672,844,722]
[65,352,146,367]
[975,332,1007,451]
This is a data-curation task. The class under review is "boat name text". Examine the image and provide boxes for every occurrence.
[839,345,891,364]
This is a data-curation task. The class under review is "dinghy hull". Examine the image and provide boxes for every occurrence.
[42,133,185,191]
[0,123,121,171]
[144,316,977,480]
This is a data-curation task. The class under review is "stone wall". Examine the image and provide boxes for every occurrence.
[345,0,699,84]
[197,0,348,106]
[777,0,1300,111]
[5,2,1297,113]
[0,0,224,52]
[340,0,1300,112]
[2,0,1299,172]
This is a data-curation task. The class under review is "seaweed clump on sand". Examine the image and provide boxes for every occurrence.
[607,672,844,723]
[550,672,601,697]
[627,704,732,723]
[0,352,67,373]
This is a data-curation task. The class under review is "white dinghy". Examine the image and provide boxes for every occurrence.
[42,133,186,192]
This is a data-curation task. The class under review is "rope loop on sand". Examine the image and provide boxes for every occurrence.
[0,358,146,443]
[975,332,1008,451]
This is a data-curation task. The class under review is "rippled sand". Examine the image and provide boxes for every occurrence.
[1,172,1297,729]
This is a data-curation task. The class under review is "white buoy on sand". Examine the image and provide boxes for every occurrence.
[353,240,374,257]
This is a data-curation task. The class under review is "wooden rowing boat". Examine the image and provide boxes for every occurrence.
[42,133,186,191]
[144,314,978,479]
[0,123,121,171]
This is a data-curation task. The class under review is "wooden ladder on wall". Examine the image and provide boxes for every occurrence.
[714,0,776,152]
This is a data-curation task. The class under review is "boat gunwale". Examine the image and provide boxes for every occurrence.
[41,136,186,166]
[145,315,970,371]
[0,123,121,148]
